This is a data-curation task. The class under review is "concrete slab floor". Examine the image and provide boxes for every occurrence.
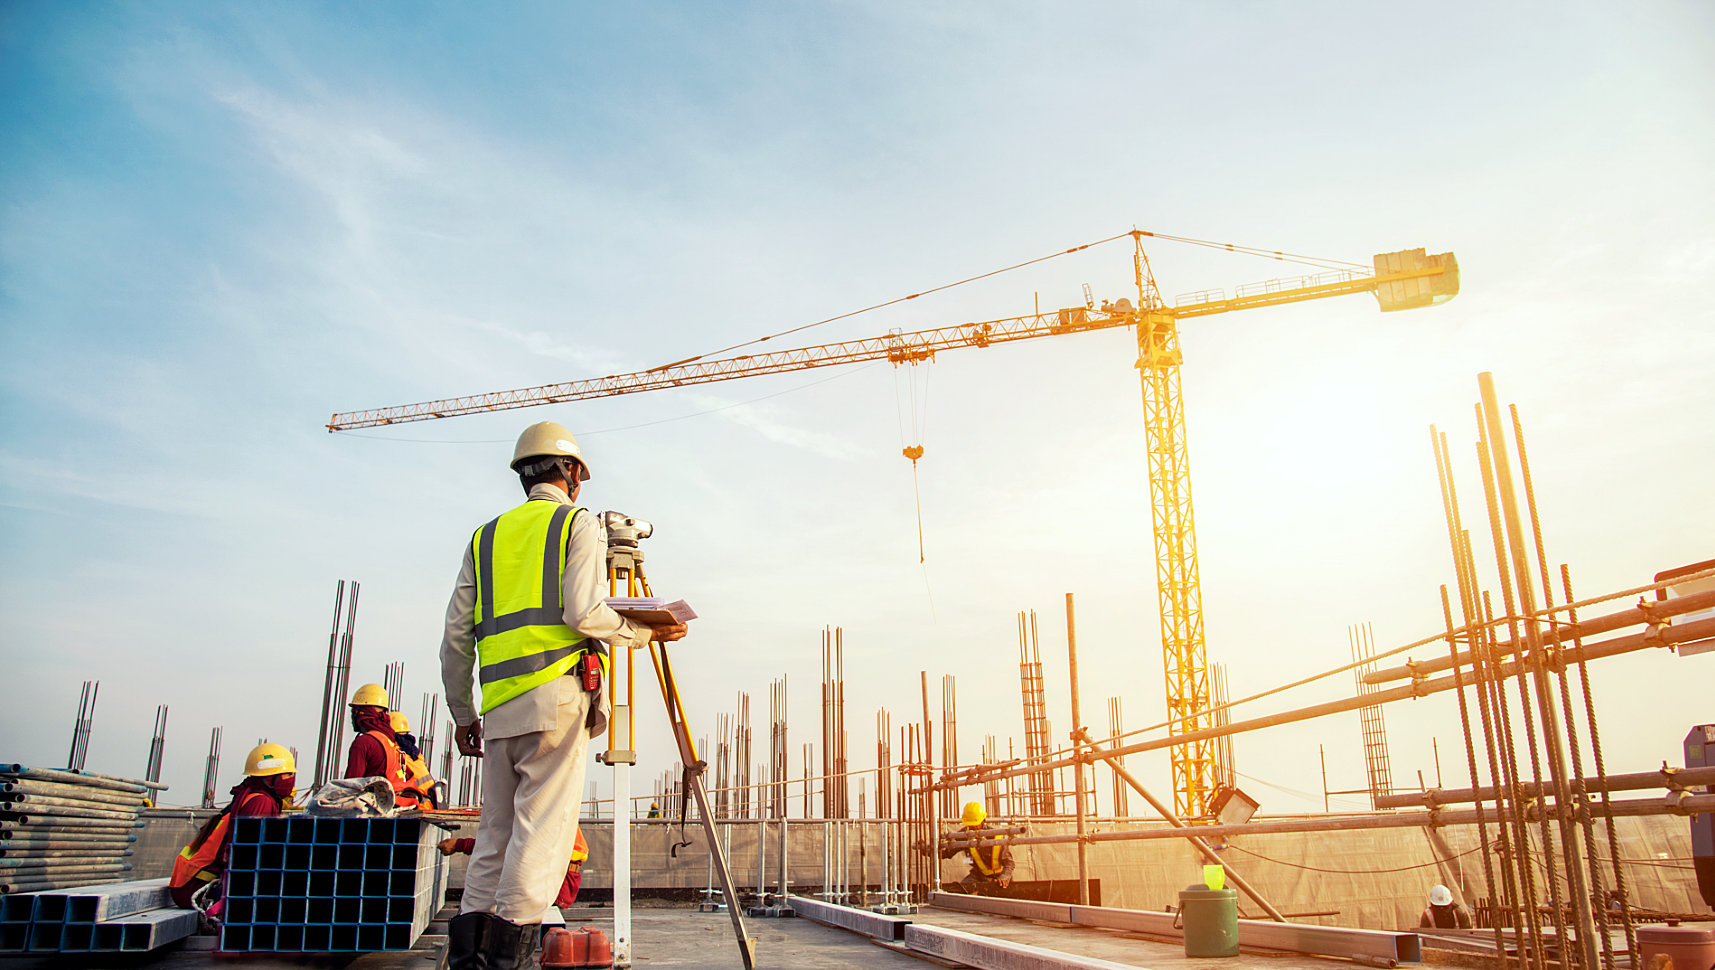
[910,906,1370,969]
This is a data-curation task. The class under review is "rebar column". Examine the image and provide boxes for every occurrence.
[1065,593,1089,906]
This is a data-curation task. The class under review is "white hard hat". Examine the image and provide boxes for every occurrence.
[1429,885,1453,906]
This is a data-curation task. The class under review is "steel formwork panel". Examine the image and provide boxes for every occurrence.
[220,815,446,953]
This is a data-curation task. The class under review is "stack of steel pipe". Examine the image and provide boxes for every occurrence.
[0,765,158,894]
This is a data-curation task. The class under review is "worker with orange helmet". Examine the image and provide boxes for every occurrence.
[937,801,1014,896]
[169,743,296,909]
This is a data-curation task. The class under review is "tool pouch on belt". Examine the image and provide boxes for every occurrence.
[581,652,602,692]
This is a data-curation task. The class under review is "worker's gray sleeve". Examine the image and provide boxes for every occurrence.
[563,511,650,647]
[439,542,481,727]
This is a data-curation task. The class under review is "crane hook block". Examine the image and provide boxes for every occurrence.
[903,445,925,462]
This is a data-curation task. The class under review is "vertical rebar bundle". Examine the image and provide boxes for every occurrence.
[715,712,731,820]
[143,706,168,786]
[734,692,751,820]
[66,681,99,772]
[1106,699,1128,817]
[416,694,438,769]
[1211,663,1236,791]
[768,678,788,819]
[312,580,360,789]
[939,675,958,818]
[821,628,847,819]
[1350,624,1394,807]
[1017,611,1054,816]
[200,727,223,809]
[382,662,405,712]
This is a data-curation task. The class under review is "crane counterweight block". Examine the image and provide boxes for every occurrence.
[1372,249,1459,311]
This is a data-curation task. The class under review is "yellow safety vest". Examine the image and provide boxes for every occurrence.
[471,499,604,714]
[969,842,1006,876]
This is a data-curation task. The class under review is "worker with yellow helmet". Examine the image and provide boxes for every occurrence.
[439,421,690,970]
[341,683,419,810]
[169,743,297,908]
[938,800,1015,895]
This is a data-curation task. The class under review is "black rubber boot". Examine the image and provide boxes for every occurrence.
[445,912,490,970]
[483,916,537,970]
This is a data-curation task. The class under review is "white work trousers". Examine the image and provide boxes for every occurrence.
[460,677,593,923]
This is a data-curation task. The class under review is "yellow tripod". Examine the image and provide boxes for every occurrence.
[602,514,756,970]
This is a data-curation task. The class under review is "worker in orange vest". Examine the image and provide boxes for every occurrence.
[169,744,295,908]
[441,827,588,908]
[342,684,419,810]
[389,712,440,809]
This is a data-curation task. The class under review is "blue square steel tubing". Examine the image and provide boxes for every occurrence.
[384,924,409,949]
[248,924,276,951]
[33,895,65,923]
[0,921,28,953]
[303,924,330,952]
[258,843,285,869]
[357,925,385,951]
[387,898,412,922]
[333,897,360,923]
[286,815,314,843]
[229,843,259,872]
[390,870,414,895]
[310,845,336,869]
[227,869,255,898]
[226,897,254,925]
[220,924,247,951]
[335,871,361,896]
[337,844,365,869]
[231,817,261,845]
[66,897,96,922]
[286,844,311,868]
[263,817,289,843]
[281,897,307,923]
[281,870,308,897]
[60,921,92,952]
[339,818,367,844]
[27,919,63,952]
[308,871,334,897]
[330,924,357,951]
[307,898,333,923]
[360,898,386,923]
[0,894,36,923]
[313,818,340,844]
[255,897,280,923]
[256,871,281,896]
[276,924,305,951]
[93,922,122,951]
[365,844,391,869]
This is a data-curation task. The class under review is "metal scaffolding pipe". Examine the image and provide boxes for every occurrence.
[953,793,1715,848]
[934,615,1715,792]
[0,794,146,814]
[73,769,167,792]
[1363,587,1715,685]
[1375,764,1715,810]
[0,765,149,794]
[0,802,139,821]
[0,780,147,806]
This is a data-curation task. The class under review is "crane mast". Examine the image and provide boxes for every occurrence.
[329,233,1458,816]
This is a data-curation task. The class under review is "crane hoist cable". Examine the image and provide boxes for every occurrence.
[894,357,933,564]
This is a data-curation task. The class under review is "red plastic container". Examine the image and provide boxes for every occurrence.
[1637,925,1715,970]
[539,926,613,969]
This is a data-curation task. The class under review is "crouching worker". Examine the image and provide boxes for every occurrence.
[940,801,1013,896]
[1419,884,1473,929]
[169,744,295,908]
[390,712,441,809]
[440,827,589,910]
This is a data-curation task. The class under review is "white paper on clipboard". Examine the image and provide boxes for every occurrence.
[604,597,697,624]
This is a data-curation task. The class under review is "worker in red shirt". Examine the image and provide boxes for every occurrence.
[441,827,588,909]
[169,744,295,908]
[342,683,419,809]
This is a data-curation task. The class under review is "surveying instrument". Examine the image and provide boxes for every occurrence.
[599,511,756,969]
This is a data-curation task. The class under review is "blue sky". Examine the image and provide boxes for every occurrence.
[2,2,1712,815]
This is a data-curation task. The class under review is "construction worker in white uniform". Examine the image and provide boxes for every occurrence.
[440,421,689,970]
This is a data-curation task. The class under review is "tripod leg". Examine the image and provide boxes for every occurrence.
[687,767,757,970]
[654,644,756,969]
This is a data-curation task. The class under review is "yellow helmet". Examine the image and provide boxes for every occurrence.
[511,421,592,480]
[245,743,296,777]
[961,801,987,827]
[388,712,410,734]
[349,683,389,708]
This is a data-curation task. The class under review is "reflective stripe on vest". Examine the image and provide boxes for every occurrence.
[363,729,416,806]
[969,841,1005,876]
[472,500,600,714]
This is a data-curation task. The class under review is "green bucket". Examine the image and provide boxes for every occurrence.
[1178,885,1239,958]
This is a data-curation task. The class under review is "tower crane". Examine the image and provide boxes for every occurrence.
[329,231,1459,816]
